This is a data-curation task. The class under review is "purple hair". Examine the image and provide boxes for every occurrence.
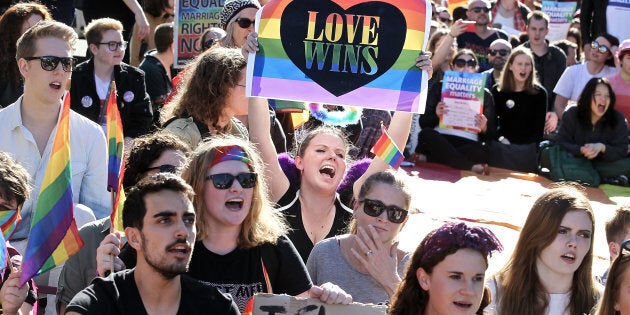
[421,222,503,265]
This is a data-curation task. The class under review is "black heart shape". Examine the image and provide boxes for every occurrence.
[280,0,407,97]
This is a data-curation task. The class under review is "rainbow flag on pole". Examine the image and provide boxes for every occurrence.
[106,82,126,233]
[20,92,84,286]
[371,124,404,169]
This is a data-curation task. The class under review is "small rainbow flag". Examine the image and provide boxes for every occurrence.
[20,92,84,286]
[371,124,404,169]
[0,209,20,239]
[106,82,126,233]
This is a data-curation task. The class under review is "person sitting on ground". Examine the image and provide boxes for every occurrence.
[417,49,496,174]
[388,221,503,315]
[555,77,630,186]
[600,205,630,285]
[66,173,241,314]
[486,185,599,315]
[307,171,412,304]
[594,238,630,315]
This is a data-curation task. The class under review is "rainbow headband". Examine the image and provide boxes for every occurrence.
[209,145,251,168]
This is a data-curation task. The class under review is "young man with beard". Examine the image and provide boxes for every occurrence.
[66,174,239,314]
[483,39,512,89]
[520,11,567,134]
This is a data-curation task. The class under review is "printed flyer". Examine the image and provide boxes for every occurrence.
[542,1,577,42]
[439,70,487,133]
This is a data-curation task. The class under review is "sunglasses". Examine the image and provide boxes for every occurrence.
[471,7,490,13]
[440,17,452,23]
[205,172,257,189]
[591,40,610,54]
[146,164,178,174]
[453,58,478,68]
[23,56,77,72]
[489,49,509,57]
[360,198,408,224]
[235,17,255,29]
[97,41,128,51]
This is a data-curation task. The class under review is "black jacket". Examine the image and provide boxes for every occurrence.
[581,0,608,44]
[70,59,153,138]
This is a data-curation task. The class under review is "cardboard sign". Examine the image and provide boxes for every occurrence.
[247,0,431,113]
[251,294,387,315]
[439,71,487,133]
[174,0,225,68]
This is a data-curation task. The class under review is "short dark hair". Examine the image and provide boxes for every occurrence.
[123,173,194,230]
[154,22,173,53]
[594,33,620,67]
[526,10,549,27]
[552,39,577,56]
[606,206,630,245]
[0,152,30,208]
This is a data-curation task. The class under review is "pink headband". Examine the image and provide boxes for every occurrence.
[209,145,251,168]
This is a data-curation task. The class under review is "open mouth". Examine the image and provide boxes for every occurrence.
[50,82,62,90]
[561,253,576,263]
[168,244,191,257]
[453,301,473,309]
[319,165,336,178]
[597,104,606,113]
[225,198,244,211]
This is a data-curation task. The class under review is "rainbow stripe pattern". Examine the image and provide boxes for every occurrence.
[371,125,404,169]
[20,92,84,286]
[248,0,431,112]
[0,209,20,239]
[106,83,126,233]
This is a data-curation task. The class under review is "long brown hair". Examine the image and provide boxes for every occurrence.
[497,47,540,94]
[496,186,598,315]
[596,247,630,315]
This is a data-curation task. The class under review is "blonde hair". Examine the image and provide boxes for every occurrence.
[181,135,288,248]
[16,20,77,59]
[84,18,123,45]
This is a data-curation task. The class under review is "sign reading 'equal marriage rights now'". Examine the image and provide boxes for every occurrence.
[246,0,431,113]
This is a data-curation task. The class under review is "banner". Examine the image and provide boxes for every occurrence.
[174,0,225,68]
[541,1,577,42]
[439,71,487,133]
[247,0,431,113]
[251,294,386,315]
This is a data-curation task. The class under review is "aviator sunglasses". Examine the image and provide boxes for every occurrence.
[23,56,77,72]
[453,58,478,68]
[205,172,257,189]
[360,198,408,224]
[591,40,610,54]
[235,17,255,29]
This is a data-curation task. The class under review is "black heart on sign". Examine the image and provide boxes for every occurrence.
[280,0,407,97]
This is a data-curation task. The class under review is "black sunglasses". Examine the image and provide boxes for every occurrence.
[453,58,477,68]
[471,7,490,13]
[235,17,255,29]
[440,17,452,23]
[205,172,257,189]
[97,41,128,51]
[360,198,408,224]
[591,40,610,54]
[23,56,77,72]
[146,164,177,174]
[489,49,509,57]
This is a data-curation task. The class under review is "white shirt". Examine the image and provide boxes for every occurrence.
[553,62,617,101]
[486,277,571,315]
[0,96,110,241]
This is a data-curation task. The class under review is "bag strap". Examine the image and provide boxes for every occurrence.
[260,243,279,294]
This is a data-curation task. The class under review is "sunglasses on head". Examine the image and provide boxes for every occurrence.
[235,17,255,29]
[205,172,257,189]
[97,41,128,52]
[453,58,477,68]
[360,198,408,224]
[23,56,77,72]
[489,49,509,57]
[146,164,177,174]
[471,7,490,13]
[591,40,610,54]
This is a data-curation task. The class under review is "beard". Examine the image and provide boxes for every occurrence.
[141,234,192,279]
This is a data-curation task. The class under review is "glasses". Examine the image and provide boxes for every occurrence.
[489,49,509,57]
[360,198,408,224]
[440,17,452,23]
[23,56,77,72]
[97,41,128,51]
[145,164,178,174]
[591,40,610,54]
[205,172,257,189]
[471,7,490,13]
[453,58,478,68]
[235,17,255,29]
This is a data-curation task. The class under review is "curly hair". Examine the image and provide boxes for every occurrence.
[181,135,288,248]
[123,132,191,190]
[162,47,246,131]
[0,152,31,209]
[0,3,51,92]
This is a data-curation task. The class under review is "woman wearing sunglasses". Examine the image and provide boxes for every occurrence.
[219,0,260,49]
[183,135,351,312]
[388,221,503,315]
[306,171,411,304]
[486,186,598,315]
[595,239,630,315]
[416,49,495,174]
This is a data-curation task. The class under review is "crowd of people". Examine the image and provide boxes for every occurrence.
[0,0,629,314]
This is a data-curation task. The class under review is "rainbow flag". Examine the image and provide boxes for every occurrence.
[0,209,20,239]
[371,125,404,169]
[20,92,84,286]
[248,0,430,112]
[106,82,126,233]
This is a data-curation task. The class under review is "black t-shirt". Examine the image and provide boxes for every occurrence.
[492,85,548,144]
[187,236,312,312]
[276,186,353,263]
[65,269,239,315]
[457,30,509,72]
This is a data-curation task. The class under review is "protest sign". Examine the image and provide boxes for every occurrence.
[439,71,487,133]
[251,294,387,315]
[174,0,224,67]
[542,1,577,42]
[247,0,431,113]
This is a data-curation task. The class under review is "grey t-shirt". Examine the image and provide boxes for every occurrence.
[306,236,410,304]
